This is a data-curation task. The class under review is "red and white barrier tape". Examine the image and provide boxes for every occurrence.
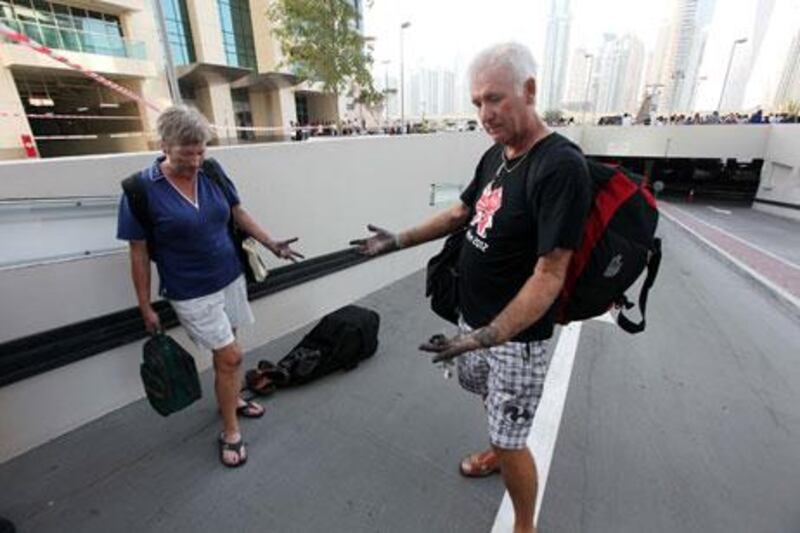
[0,24,356,138]
[0,22,162,113]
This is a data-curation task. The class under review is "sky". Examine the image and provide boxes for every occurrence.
[364,0,800,112]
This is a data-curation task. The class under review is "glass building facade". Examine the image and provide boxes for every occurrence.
[217,0,256,69]
[160,0,195,66]
[0,0,145,59]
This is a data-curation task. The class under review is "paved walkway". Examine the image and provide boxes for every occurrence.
[660,201,800,309]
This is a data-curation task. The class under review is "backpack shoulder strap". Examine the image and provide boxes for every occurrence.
[121,171,151,233]
[523,133,582,205]
[617,237,662,333]
[202,158,237,207]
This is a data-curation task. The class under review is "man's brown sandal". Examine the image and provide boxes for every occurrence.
[459,449,501,477]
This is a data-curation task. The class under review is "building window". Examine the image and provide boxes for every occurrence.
[217,0,256,69]
[295,93,309,126]
[0,0,144,59]
[160,0,195,65]
[231,88,254,140]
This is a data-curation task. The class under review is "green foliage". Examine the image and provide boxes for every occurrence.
[268,0,378,99]
[543,109,564,124]
[784,100,800,117]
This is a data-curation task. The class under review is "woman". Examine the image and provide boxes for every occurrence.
[117,105,302,467]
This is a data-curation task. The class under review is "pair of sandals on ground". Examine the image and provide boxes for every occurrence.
[221,399,502,475]
[222,363,503,474]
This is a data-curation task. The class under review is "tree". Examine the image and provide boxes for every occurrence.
[783,100,800,122]
[543,109,564,126]
[268,0,380,126]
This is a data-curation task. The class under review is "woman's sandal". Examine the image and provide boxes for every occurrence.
[459,449,501,478]
[236,399,265,419]
[218,433,247,468]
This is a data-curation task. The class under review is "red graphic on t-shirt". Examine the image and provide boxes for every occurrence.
[470,183,503,238]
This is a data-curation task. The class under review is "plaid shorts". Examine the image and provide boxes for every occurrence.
[457,319,549,450]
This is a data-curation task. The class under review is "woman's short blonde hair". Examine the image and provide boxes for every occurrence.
[157,105,213,146]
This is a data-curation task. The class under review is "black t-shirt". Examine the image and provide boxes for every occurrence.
[458,132,591,341]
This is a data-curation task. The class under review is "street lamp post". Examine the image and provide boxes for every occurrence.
[152,0,181,105]
[382,59,391,124]
[666,69,685,121]
[691,75,708,112]
[717,37,748,112]
[581,53,594,126]
[644,83,664,120]
[400,21,411,132]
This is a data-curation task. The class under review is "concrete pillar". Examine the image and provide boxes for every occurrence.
[196,83,236,143]
[185,0,226,65]
[0,68,35,160]
[276,87,297,129]
[122,4,172,132]
[249,87,271,128]
[249,0,282,73]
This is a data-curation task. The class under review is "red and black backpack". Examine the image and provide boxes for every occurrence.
[556,160,661,332]
[426,156,662,334]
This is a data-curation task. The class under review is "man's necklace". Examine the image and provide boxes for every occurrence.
[495,147,532,177]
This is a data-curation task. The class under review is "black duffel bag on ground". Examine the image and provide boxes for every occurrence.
[271,305,380,386]
[140,332,202,416]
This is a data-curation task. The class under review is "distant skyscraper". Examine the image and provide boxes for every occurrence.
[425,69,440,116]
[441,70,456,115]
[592,34,619,114]
[774,29,800,108]
[620,35,646,113]
[646,22,672,85]
[564,47,592,110]
[590,34,645,115]
[540,0,572,111]
[409,69,423,118]
[662,0,717,113]
[719,0,776,111]
[407,66,457,118]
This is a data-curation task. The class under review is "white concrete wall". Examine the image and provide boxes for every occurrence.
[573,124,772,160]
[0,132,491,462]
[1,125,799,461]
[754,125,800,221]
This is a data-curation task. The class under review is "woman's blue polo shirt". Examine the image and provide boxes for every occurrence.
[116,156,243,301]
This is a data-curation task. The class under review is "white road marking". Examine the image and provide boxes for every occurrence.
[670,204,800,271]
[491,322,583,532]
[662,210,800,312]
[592,311,616,324]
[708,206,733,215]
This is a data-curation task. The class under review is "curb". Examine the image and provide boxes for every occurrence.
[661,210,800,322]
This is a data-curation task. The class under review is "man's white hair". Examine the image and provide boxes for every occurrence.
[468,42,538,92]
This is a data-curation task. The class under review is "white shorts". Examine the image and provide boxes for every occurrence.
[169,275,255,351]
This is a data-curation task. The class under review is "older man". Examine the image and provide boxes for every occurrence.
[351,43,590,532]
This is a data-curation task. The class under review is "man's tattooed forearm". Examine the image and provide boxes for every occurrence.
[474,325,500,348]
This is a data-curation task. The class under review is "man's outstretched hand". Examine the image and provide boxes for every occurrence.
[419,326,501,363]
[349,224,401,256]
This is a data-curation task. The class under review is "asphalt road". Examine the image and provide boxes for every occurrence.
[1,215,798,533]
